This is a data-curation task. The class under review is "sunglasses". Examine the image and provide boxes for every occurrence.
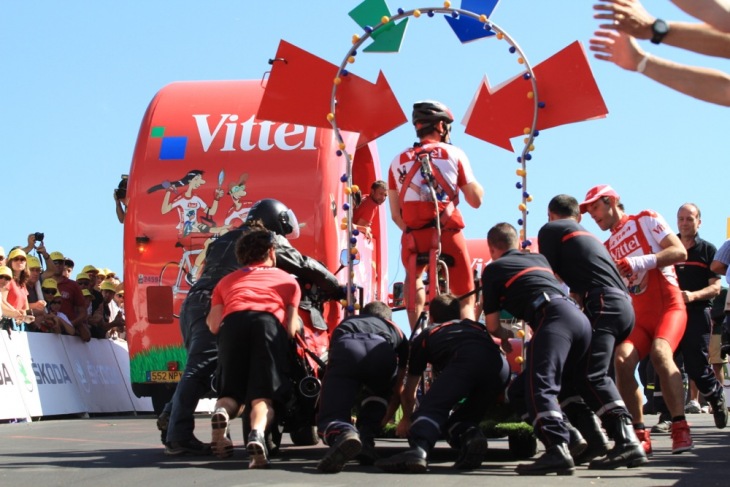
[116,293,124,298]
[42,288,56,294]
[0,275,11,281]
[77,280,90,285]
[53,260,65,265]
[51,300,63,305]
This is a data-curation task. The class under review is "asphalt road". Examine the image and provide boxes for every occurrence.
[0,411,728,487]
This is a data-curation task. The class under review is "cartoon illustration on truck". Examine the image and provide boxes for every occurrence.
[222,173,253,228]
[147,168,229,284]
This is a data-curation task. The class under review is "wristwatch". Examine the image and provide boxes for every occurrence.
[650,19,669,44]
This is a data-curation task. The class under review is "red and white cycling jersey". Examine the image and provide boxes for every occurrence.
[388,141,476,229]
[224,200,253,227]
[604,210,679,295]
[388,142,475,203]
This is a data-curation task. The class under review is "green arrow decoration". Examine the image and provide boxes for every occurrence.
[349,0,408,53]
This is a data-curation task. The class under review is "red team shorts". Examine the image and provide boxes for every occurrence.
[624,270,687,359]
[400,227,474,298]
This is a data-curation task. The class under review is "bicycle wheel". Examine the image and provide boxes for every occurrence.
[159,261,182,291]
[161,261,194,294]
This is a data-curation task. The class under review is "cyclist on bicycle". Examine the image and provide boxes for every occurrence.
[158,198,343,456]
[387,100,484,330]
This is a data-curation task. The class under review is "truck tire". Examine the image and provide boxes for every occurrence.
[151,387,176,416]
[289,425,319,446]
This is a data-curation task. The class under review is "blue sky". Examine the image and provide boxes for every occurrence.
[2,1,727,331]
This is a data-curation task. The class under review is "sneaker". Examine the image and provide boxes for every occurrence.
[711,392,728,429]
[164,437,212,456]
[685,400,701,414]
[700,405,710,414]
[634,428,653,457]
[317,429,362,473]
[247,429,271,469]
[651,412,672,434]
[210,408,234,459]
[670,420,693,454]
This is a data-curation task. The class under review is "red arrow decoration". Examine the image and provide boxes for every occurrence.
[464,41,608,152]
[257,40,406,146]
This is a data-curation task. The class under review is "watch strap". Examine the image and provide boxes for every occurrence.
[650,19,669,45]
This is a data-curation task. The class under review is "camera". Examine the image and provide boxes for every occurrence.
[116,175,128,200]
[34,232,44,242]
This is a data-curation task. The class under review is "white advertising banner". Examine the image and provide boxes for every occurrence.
[8,332,86,417]
[0,331,31,421]
[109,340,154,413]
[62,336,135,413]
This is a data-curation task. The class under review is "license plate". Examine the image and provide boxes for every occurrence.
[148,370,183,382]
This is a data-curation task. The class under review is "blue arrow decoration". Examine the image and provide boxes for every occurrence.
[444,0,500,43]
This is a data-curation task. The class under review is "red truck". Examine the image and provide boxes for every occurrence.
[123,80,388,411]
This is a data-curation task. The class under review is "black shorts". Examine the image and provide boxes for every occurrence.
[215,310,291,405]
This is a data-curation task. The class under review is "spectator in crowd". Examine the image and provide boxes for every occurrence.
[3,248,32,330]
[49,251,90,341]
[39,289,76,335]
[75,273,94,315]
[81,265,104,310]
[710,239,730,284]
[114,282,124,305]
[672,204,726,425]
[88,280,124,339]
[710,239,730,377]
[82,288,94,313]
[0,265,14,330]
[352,180,387,240]
[63,258,75,279]
[25,255,46,316]
[41,278,58,305]
[0,247,5,267]
[109,285,126,340]
[591,0,730,106]
[206,224,301,468]
[94,268,107,290]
